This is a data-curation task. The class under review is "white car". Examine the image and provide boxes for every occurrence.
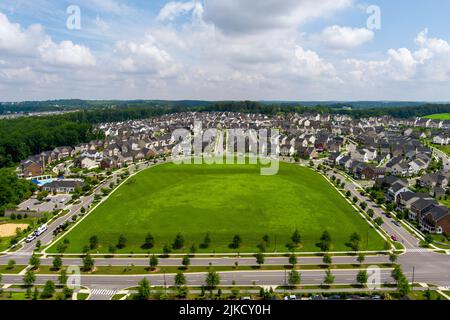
[25,234,36,243]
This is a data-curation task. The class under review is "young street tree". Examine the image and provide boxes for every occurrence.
[174,272,187,287]
[389,252,398,264]
[230,234,242,249]
[356,270,368,287]
[143,233,155,249]
[291,229,301,245]
[135,278,151,300]
[288,270,301,287]
[255,252,265,268]
[52,256,63,271]
[288,253,297,267]
[182,255,191,269]
[29,254,40,270]
[323,253,332,266]
[357,253,366,265]
[89,235,99,250]
[41,280,56,299]
[205,270,220,289]
[173,233,185,250]
[117,234,127,249]
[201,233,211,249]
[23,270,36,287]
[323,270,335,287]
[82,253,95,271]
[7,259,16,270]
[149,255,159,270]
[319,230,331,251]
[59,269,68,286]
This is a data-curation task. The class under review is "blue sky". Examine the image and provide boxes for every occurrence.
[0,0,450,101]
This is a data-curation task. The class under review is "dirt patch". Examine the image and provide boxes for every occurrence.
[0,223,29,237]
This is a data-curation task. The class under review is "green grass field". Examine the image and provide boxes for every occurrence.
[49,161,385,253]
[424,113,450,120]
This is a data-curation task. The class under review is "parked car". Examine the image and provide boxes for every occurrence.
[25,234,36,243]
[391,235,398,241]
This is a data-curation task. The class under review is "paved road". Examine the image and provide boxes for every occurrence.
[0,254,391,267]
[328,169,420,249]
[1,269,397,290]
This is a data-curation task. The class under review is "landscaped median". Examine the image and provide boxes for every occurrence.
[33,263,394,275]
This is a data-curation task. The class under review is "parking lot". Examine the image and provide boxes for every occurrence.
[17,194,72,213]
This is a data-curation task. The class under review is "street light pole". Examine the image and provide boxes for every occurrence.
[412,266,415,287]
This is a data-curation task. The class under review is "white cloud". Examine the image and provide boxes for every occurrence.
[321,25,373,49]
[157,1,203,21]
[203,0,352,35]
[0,12,44,55]
[115,36,179,77]
[292,46,336,78]
[38,40,96,68]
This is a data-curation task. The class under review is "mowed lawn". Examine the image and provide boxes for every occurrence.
[425,113,450,120]
[50,162,385,253]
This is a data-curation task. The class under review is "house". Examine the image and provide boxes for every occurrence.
[420,206,450,234]
[75,157,98,169]
[296,146,318,159]
[387,182,409,202]
[375,176,408,190]
[408,159,427,175]
[391,162,411,176]
[397,191,422,211]
[410,198,438,220]
[420,172,448,189]
[432,135,449,145]
[19,159,44,178]
[355,165,385,180]
[42,180,84,194]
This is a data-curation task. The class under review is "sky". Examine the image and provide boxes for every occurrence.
[1,0,450,102]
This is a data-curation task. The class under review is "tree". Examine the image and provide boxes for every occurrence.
[291,229,301,245]
[262,234,270,245]
[323,253,332,266]
[367,209,375,218]
[389,252,398,264]
[135,278,151,300]
[149,255,159,270]
[323,269,335,286]
[349,232,361,251]
[7,259,16,270]
[356,270,368,287]
[89,235,99,250]
[397,275,411,297]
[255,252,265,267]
[174,272,186,287]
[374,217,384,226]
[117,234,127,249]
[59,269,68,286]
[357,253,366,265]
[319,230,331,251]
[41,280,56,299]
[29,254,40,270]
[35,240,41,251]
[288,270,301,287]
[200,233,211,249]
[360,202,367,210]
[182,255,191,269]
[82,253,95,271]
[173,233,185,250]
[52,256,63,270]
[288,253,297,267]
[205,270,220,289]
[230,234,242,249]
[424,234,433,244]
[163,244,172,255]
[189,243,197,254]
[23,270,36,287]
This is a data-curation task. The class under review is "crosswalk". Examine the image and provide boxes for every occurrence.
[406,248,431,253]
[90,289,117,296]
